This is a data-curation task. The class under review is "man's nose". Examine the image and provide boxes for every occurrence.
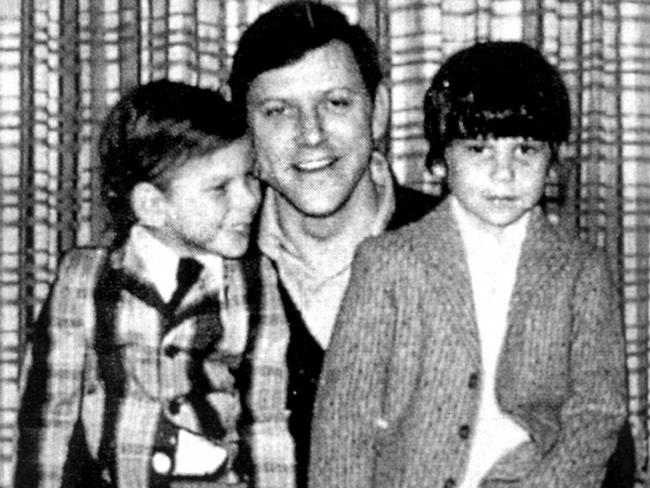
[297,107,325,145]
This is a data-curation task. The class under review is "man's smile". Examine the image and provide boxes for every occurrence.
[294,157,338,173]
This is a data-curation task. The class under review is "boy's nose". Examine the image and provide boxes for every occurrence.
[491,153,516,181]
[236,178,261,215]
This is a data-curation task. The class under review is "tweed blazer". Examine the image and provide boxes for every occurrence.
[309,199,627,488]
[14,245,249,488]
[238,184,439,488]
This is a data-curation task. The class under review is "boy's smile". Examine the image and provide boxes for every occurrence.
[446,136,550,237]
[156,137,260,258]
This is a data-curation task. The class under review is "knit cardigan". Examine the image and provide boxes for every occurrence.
[309,199,627,488]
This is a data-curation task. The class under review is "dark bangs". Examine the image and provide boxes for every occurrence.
[423,41,571,168]
[442,97,566,143]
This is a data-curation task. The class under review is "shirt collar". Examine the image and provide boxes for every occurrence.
[123,225,223,302]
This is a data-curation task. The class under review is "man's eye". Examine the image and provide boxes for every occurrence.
[261,104,289,118]
[264,107,283,117]
[326,97,352,110]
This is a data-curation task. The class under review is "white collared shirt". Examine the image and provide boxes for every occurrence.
[126,225,224,303]
[257,152,395,348]
[451,197,531,488]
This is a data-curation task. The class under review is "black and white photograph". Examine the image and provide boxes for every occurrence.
[0,1,646,487]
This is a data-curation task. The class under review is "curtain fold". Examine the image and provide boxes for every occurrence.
[1,1,647,486]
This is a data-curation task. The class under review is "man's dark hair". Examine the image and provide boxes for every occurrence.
[423,41,571,170]
[228,0,383,115]
[98,79,245,245]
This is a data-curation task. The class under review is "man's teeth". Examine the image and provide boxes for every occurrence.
[298,158,332,171]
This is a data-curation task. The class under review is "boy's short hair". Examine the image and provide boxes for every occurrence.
[228,0,383,115]
[423,41,571,169]
[98,79,245,244]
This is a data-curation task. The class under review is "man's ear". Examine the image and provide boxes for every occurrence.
[130,182,168,229]
[371,81,390,142]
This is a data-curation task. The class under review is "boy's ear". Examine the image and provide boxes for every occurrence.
[371,81,390,142]
[130,182,168,229]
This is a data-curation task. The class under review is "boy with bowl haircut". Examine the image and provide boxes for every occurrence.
[14,79,260,488]
[310,41,626,488]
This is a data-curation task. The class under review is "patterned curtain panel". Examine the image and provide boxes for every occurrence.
[0,1,22,485]
[1,0,648,486]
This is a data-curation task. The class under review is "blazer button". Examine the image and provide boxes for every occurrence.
[168,397,182,415]
[163,344,180,358]
[458,424,470,439]
[443,477,456,488]
[468,372,479,389]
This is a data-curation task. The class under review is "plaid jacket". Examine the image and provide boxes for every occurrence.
[239,185,440,488]
[14,245,249,488]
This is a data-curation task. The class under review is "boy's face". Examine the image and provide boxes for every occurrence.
[246,40,387,218]
[157,138,260,258]
[446,136,550,233]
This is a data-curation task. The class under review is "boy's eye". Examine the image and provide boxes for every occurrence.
[465,142,488,154]
[211,184,226,194]
[518,142,543,155]
[251,164,263,179]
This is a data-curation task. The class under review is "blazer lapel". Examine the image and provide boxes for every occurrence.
[496,208,573,394]
[110,245,218,340]
[419,200,481,365]
[417,203,572,371]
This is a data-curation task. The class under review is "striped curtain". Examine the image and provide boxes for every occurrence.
[0,1,647,486]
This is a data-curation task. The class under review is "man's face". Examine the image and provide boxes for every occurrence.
[246,40,386,218]
[446,136,550,234]
[158,138,261,258]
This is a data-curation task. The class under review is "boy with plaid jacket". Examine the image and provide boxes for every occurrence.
[14,80,260,488]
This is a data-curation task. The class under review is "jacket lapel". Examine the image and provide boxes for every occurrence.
[419,200,482,365]
[416,202,573,371]
[110,245,215,340]
[496,208,573,395]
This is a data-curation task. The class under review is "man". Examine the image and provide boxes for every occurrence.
[228,2,439,487]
